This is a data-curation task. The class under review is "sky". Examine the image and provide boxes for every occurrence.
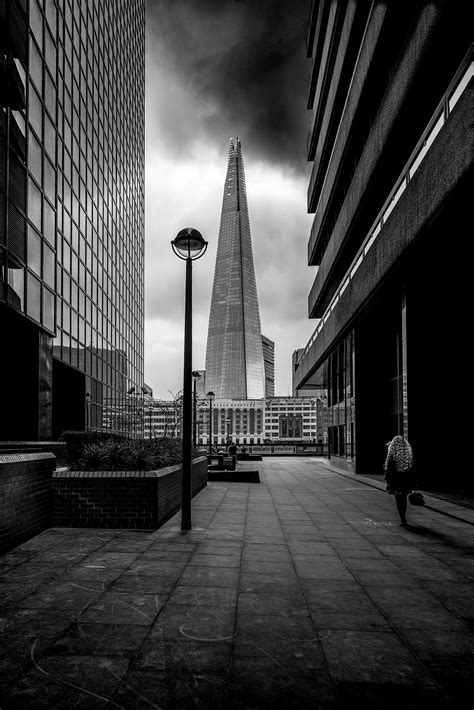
[144,0,316,400]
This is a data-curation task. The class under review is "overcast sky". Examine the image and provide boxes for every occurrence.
[144,0,316,399]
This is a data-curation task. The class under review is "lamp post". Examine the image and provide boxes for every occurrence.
[127,386,136,437]
[207,391,215,455]
[141,386,149,438]
[192,371,201,446]
[171,227,208,531]
[85,392,91,429]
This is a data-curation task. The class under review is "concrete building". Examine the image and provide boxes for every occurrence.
[197,398,264,448]
[261,334,275,398]
[294,1,473,482]
[292,348,322,398]
[0,0,145,439]
[205,138,266,400]
[194,396,324,447]
[263,396,323,444]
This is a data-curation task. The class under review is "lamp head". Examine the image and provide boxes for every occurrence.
[207,391,215,401]
[192,370,202,380]
[171,227,208,260]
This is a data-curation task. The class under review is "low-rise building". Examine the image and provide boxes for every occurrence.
[194,396,328,447]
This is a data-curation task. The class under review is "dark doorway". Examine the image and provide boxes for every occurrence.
[52,358,86,439]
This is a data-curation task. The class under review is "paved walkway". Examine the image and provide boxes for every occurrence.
[1,458,473,709]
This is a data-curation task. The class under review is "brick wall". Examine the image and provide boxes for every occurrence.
[0,453,55,554]
[0,442,67,466]
[52,457,207,529]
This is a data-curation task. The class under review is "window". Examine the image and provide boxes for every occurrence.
[27,271,41,322]
[42,286,54,331]
[27,226,41,274]
[43,199,55,246]
[30,3,43,52]
[43,243,55,287]
[28,87,43,140]
[28,179,42,230]
[29,38,43,94]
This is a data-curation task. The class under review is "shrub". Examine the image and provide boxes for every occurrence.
[64,431,200,471]
[61,430,125,467]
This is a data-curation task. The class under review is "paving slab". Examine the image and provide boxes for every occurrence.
[1,457,473,708]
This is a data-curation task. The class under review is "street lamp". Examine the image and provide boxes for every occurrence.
[207,391,215,455]
[141,386,149,438]
[172,227,208,531]
[192,371,201,446]
[85,392,91,429]
[127,386,136,437]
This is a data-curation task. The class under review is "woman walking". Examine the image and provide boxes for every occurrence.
[384,435,417,526]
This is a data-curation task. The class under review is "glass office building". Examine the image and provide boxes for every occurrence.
[205,138,266,400]
[0,0,145,439]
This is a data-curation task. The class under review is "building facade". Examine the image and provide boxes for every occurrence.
[294,0,473,482]
[263,396,324,444]
[205,138,266,400]
[292,347,325,397]
[261,334,275,398]
[192,396,324,447]
[0,0,145,439]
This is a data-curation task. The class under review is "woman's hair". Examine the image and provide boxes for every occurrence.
[384,435,413,472]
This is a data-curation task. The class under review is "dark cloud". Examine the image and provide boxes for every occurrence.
[146,0,311,171]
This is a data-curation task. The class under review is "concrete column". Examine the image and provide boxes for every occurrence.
[401,288,408,438]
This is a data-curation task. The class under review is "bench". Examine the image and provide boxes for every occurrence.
[207,455,236,471]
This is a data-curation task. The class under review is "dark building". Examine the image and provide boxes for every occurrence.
[1,0,145,439]
[261,334,275,397]
[294,1,473,485]
[292,347,323,397]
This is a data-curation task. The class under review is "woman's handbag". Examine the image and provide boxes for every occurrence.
[409,490,425,506]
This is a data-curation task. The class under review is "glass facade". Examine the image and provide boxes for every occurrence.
[1,0,145,438]
[327,332,355,459]
[205,138,266,400]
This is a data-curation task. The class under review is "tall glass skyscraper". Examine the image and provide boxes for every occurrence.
[205,138,265,400]
[0,0,145,439]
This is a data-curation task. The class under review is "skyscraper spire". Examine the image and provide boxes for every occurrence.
[205,138,266,399]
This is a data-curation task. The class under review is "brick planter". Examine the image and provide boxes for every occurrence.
[52,456,207,529]
[0,452,55,554]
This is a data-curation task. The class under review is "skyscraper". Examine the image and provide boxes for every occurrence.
[261,334,275,398]
[0,0,145,439]
[205,138,266,399]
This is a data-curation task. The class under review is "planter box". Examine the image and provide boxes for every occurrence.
[52,456,207,529]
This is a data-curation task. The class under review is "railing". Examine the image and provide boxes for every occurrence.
[199,444,328,456]
[303,48,473,362]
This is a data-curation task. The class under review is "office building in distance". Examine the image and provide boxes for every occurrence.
[0,0,145,439]
[294,1,472,483]
[195,396,323,448]
[261,334,275,398]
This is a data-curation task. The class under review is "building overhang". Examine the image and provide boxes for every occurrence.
[295,82,473,390]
